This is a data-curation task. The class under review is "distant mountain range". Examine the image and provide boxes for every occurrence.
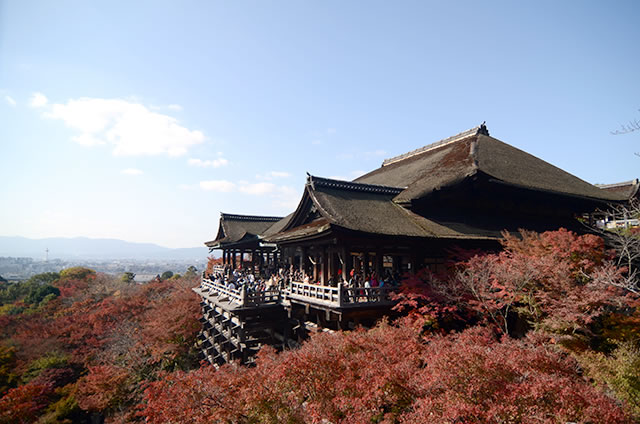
[0,236,210,261]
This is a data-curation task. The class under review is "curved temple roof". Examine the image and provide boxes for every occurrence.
[266,174,502,243]
[355,125,626,204]
[205,213,284,248]
[211,125,631,247]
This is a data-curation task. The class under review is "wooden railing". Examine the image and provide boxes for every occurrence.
[201,278,243,304]
[287,281,340,304]
[285,281,394,308]
[243,288,280,307]
[200,278,394,309]
[200,278,280,307]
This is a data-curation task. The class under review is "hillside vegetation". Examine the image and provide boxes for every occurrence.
[1,229,639,423]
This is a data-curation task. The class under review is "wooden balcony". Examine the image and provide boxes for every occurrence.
[197,278,280,309]
[284,281,394,309]
[196,278,395,311]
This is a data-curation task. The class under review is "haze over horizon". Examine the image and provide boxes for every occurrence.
[1,1,639,248]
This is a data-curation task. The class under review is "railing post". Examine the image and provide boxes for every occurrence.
[338,284,344,307]
[240,284,247,307]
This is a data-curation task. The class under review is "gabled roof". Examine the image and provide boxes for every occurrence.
[354,125,626,204]
[596,179,640,200]
[205,213,283,248]
[266,175,502,242]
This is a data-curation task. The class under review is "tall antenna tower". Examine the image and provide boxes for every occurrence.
[45,248,49,262]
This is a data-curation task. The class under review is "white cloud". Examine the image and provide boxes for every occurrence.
[121,168,143,175]
[198,180,301,209]
[73,133,105,146]
[167,104,183,111]
[327,128,336,134]
[200,180,236,192]
[256,171,291,180]
[5,96,16,107]
[178,184,195,191]
[272,185,301,209]
[311,139,323,145]
[188,157,229,168]
[30,92,48,108]
[239,182,276,195]
[43,96,205,157]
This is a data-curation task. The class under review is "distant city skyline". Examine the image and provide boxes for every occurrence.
[1,1,639,248]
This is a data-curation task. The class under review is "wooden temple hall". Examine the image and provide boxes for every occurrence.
[194,124,630,365]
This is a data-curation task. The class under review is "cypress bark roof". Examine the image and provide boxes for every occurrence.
[354,125,626,204]
[266,175,501,242]
[210,125,628,246]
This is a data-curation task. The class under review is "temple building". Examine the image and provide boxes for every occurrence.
[208,124,626,282]
[196,124,630,365]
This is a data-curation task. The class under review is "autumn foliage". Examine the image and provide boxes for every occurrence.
[0,268,201,423]
[1,229,639,422]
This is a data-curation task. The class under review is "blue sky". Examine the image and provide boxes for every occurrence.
[1,1,639,248]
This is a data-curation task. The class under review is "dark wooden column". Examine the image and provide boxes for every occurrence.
[324,248,329,284]
[299,247,306,273]
[328,249,336,284]
[375,250,383,277]
[363,252,370,277]
[313,252,319,283]
[341,246,348,283]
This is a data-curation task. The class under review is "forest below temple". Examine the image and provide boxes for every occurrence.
[1,229,639,423]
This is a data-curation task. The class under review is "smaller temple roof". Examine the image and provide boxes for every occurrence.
[596,179,640,200]
[205,213,283,248]
[266,175,502,243]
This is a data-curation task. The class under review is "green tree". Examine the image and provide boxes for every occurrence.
[27,272,60,286]
[184,266,198,278]
[160,271,173,280]
[121,272,136,284]
[59,267,95,281]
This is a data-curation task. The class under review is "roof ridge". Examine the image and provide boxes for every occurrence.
[595,179,639,189]
[381,123,489,167]
[307,175,405,195]
[220,213,284,222]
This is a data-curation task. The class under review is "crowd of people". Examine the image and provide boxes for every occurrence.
[205,264,401,296]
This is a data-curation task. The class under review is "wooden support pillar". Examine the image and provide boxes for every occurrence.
[299,247,306,273]
[232,250,237,269]
[376,249,383,277]
[341,246,348,284]
[313,252,319,283]
[251,249,256,271]
[320,247,329,285]
[328,249,336,285]
[363,252,370,277]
